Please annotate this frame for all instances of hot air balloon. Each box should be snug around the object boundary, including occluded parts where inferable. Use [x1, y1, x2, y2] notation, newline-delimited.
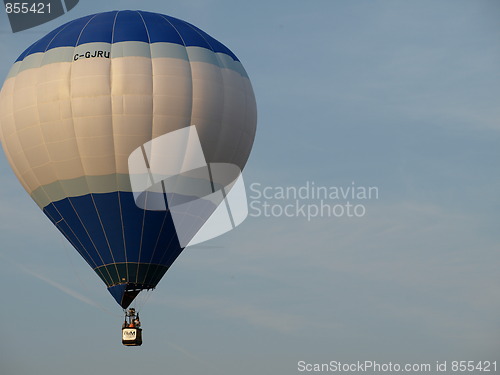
[0, 10, 256, 331]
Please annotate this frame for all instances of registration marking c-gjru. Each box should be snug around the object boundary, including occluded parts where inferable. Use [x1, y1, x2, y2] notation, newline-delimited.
[73, 51, 111, 61]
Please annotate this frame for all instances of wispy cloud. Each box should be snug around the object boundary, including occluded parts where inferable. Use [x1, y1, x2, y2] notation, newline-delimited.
[155, 294, 307, 333]
[0, 252, 116, 315]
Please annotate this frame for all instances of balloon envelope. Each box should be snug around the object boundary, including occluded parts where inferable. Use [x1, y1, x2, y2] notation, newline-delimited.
[0, 10, 256, 308]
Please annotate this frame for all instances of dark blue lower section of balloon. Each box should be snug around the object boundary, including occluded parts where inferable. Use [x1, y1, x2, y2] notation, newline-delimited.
[42, 191, 184, 307]
[108, 284, 128, 305]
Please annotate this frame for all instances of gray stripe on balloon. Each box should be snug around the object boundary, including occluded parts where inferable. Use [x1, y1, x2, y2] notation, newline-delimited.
[7, 42, 249, 79]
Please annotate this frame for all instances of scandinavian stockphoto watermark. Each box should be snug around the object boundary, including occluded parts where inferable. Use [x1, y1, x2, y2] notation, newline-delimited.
[297, 360, 498, 373]
[248, 181, 379, 221]
[127, 126, 378, 247]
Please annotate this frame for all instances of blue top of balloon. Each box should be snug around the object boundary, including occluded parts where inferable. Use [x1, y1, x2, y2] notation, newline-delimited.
[16, 10, 239, 62]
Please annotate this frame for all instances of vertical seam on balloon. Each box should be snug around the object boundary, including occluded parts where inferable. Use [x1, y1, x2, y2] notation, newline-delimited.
[179, 20, 224, 151]
[182, 23, 231, 166]
[229, 59, 252, 169]
[228, 73, 248, 167]
[16, 41, 37, 62]
[42, 20, 73, 52]
[18, 19, 72, 199]
[137, 11, 158, 286]
[7, 28, 102, 271]
[51, 203, 99, 268]
[6, 16, 85, 202]
[243, 78, 256, 168]
[89, 193, 118, 268]
[109, 10, 129, 283]
[75, 12, 121, 280]
[7, 60, 47, 199]
[181, 22, 231, 243]
[33, 19, 102, 269]
[136, 13, 176, 290]
[67, 13, 116, 283]
[38, 27, 102, 269]
[149, 15, 190, 276]
[135, 10, 155, 286]
[66, 196, 111, 269]
[186, 27, 254, 170]
[75, 13, 98, 44]
[109, 11, 128, 281]
[15, 21, 66, 62]
[44, 202, 97, 269]
[185, 26, 248, 168]
[77, 14, 123, 285]
[149, 15, 191, 274]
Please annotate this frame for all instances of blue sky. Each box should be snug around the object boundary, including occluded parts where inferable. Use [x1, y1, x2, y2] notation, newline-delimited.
[0, 1, 499, 374]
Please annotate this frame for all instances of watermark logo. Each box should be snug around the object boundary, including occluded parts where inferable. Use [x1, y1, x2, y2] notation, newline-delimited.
[128, 127, 379, 247]
[128, 126, 247, 248]
[3, 0, 79, 32]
